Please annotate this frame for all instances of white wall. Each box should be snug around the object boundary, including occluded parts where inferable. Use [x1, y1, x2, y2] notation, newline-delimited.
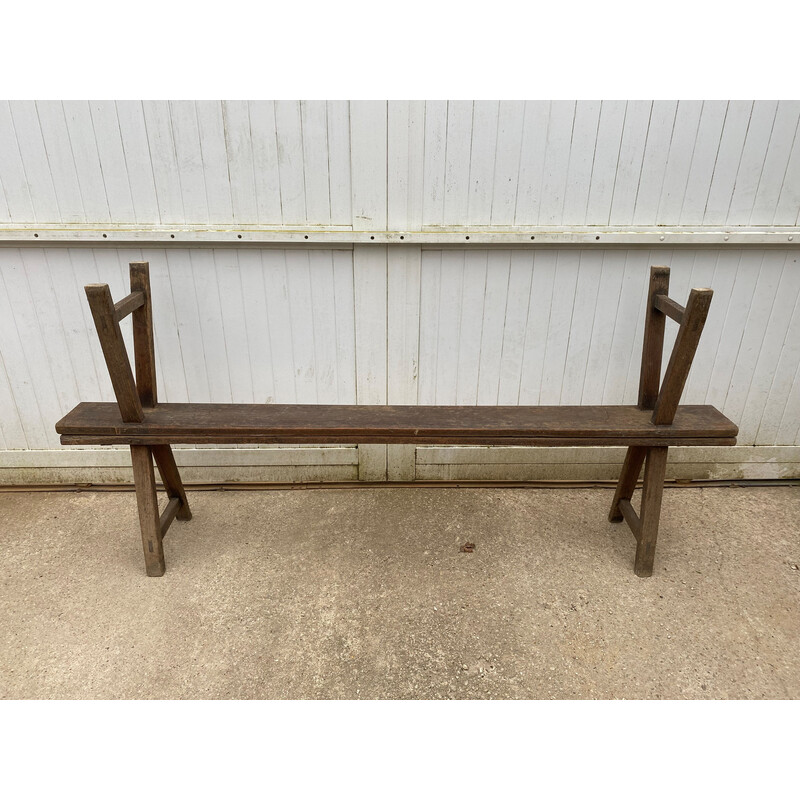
[0, 101, 798, 483]
[2, 100, 799, 227]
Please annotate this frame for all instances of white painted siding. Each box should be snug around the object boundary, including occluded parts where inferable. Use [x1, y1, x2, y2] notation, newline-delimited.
[0, 100, 798, 483]
[0, 247, 360, 478]
[411, 249, 800, 438]
[1, 244, 799, 470]
[2, 100, 800, 228]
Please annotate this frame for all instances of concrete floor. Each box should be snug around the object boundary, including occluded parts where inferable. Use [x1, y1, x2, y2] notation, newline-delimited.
[0, 485, 798, 700]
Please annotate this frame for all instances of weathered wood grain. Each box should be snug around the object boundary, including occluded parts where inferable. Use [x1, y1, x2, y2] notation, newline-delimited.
[113, 290, 145, 322]
[653, 294, 685, 324]
[638, 266, 670, 409]
[634, 446, 669, 577]
[151, 444, 192, 521]
[652, 288, 714, 425]
[84, 284, 144, 423]
[56, 402, 738, 445]
[130, 445, 165, 576]
[129, 261, 157, 408]
[608, 445, 647, 522]
[159, 497, 181, 538]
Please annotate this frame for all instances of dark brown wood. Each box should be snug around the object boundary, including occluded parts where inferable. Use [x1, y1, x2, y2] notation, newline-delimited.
[56, 402, 739, 445]
[85, 284, 144, 423]
[151, 444, 192, 520]
[113, 291, 145, 322]
[634, 447, 669, 577]
[617, 499, 641, 541]
[62, 433, 738, 447]
[638, 266, 670, 410]
[608, 445, 647, 522]
[652, 288, 713, 425]
[130, 445, 165, 576]
[159, 498, 181, 538]
[129, 262, 157, 408]
[654, 294, 685, 324]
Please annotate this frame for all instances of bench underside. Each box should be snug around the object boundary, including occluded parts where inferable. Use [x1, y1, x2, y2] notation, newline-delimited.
[57, 402, 738, 447]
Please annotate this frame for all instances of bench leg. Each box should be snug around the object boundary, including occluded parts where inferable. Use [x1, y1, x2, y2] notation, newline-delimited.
[634, 446, 669, 577]
[130, 445, 166, 577]
[151, 444, 192, 520]
[608, 446, 647, 522]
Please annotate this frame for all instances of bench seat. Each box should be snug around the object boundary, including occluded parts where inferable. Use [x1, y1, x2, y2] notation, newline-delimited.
[57, 402, 738, 447]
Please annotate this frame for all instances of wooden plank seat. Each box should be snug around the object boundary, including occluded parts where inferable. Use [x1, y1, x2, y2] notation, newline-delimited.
[58, 403, 737, 447]
[56, 261, 738, 578]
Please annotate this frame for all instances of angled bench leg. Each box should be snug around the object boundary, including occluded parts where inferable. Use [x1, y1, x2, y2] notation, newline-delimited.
[130, 445, 166, 577]
[151, 445, 192, 521]
[609, 446, 647, 522]
[634, 446, 669, 577]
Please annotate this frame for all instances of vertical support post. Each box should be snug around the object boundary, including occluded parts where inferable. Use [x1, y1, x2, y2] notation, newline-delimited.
[638, 266, 670, 410]
[129, 261, 157, 408]
[130, 445, 165, 577]
[85, 284, 144, 423]
[610, 266, 669, 524]
[635, 446, 669, 577]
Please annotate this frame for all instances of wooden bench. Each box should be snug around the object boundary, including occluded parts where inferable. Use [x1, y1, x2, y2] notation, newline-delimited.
[56, 262, 738, 578]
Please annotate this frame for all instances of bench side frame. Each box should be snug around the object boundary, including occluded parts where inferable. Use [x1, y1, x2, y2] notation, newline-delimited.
[610, 265, 714, 575]
[85, 262, 192, 576]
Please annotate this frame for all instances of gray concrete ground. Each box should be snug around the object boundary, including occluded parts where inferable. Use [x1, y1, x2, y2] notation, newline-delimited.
[1, 486, 798, 700]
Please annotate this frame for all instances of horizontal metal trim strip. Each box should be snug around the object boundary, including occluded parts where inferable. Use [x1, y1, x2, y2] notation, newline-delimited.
[0, 225, 798, 246]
